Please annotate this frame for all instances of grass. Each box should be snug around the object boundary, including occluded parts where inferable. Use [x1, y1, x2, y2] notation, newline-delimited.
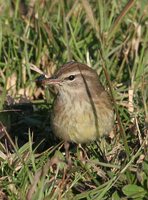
[0, 0, 148, 199]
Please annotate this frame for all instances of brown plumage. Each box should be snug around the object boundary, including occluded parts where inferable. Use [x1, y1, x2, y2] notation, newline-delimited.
[42, 61, 114, 143]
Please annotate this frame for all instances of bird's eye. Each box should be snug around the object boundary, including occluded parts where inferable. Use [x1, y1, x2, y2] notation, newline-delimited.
[68, 75, 75, 81]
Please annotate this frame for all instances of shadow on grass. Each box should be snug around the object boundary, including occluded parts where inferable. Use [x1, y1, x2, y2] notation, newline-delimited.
[0, 101, 58, 153]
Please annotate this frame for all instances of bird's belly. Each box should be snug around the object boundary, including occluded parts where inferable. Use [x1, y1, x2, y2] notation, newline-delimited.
[52, 109, 99, 143]
[52, 102, 114, 144]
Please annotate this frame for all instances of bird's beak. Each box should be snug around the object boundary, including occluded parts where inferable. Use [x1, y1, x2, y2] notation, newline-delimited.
[36, 75, 61, 85]
[43, 78, 61, 85]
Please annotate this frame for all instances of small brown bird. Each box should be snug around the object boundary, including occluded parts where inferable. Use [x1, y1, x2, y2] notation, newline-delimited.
[42, 61, 114, 144]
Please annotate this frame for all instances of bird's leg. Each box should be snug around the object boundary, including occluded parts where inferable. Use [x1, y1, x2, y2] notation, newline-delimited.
[64, 141, 72, 167]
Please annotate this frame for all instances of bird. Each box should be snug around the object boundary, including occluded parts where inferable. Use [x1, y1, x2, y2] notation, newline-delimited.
[41, 61, 114, 144]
